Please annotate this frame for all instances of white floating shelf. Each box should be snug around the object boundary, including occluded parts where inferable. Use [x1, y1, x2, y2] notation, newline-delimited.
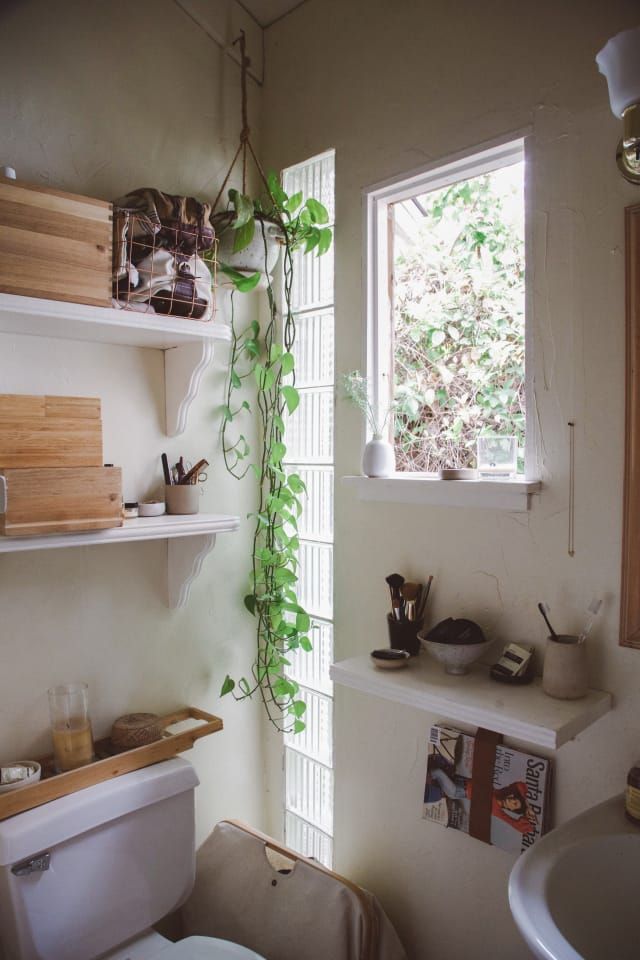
[330, 654, 612, 749]
[342, 475, 541, 512]
[0, 513, 240, 609]
[0, 293, 231, 435]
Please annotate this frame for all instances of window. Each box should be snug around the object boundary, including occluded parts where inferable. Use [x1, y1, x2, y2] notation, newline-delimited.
[282, 150, 335, 868]
[366, 139, 535, 480]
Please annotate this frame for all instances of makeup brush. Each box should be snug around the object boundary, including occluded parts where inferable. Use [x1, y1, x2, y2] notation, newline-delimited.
[417, 575, 434, 621]
[537, 602, 558, 639]
[578, 598, 602, 644]
[401, 582, 420, 621]
[385, 573, 405, 621]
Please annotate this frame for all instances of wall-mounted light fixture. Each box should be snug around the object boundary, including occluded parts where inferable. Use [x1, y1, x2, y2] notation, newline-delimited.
[597, 26, 640, 184]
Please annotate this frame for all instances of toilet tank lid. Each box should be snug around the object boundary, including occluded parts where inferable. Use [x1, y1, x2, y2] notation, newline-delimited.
[0, 758, 199, 866]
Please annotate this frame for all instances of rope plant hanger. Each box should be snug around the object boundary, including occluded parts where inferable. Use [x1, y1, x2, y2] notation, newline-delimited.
[216, 32, 332, 733]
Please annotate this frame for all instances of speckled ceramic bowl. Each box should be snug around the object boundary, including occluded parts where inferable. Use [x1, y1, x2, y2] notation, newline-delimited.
[418, 632, 493, 675]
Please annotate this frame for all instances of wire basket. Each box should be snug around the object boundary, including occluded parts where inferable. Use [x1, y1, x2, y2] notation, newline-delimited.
[112, 208, 217, 323]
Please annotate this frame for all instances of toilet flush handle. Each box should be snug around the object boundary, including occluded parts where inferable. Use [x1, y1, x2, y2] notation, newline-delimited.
[11, 853, 50, 877]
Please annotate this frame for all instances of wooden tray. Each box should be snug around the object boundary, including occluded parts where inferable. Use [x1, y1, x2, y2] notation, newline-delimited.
[0, 706, 222, 821]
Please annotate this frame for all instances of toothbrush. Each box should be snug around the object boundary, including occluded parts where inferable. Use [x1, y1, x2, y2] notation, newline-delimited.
[537, 602, 558, 639]
[578, 598, 602, 643]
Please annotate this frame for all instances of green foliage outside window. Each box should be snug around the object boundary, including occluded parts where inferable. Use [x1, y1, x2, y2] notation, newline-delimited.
[393, 168, 525, 473]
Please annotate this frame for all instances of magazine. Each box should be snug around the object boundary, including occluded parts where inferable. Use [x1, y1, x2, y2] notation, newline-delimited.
[423, 724, 552, 854]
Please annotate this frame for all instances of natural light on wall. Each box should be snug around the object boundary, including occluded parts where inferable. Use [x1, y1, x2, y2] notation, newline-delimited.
[282, 150, 335, 868]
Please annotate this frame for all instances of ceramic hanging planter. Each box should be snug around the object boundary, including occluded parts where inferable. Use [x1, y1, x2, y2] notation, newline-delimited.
[212, 210, 283, 292]
[362, 435, 395, 477]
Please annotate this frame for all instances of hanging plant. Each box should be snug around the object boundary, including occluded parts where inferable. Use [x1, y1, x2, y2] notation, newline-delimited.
[214, 34, 332, 732]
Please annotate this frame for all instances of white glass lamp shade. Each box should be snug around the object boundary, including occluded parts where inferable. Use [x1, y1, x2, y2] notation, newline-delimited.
[596, 25, 640, 117]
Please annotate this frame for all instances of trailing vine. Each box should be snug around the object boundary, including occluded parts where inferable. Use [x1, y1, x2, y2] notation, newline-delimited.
[218, 179, 332, 732]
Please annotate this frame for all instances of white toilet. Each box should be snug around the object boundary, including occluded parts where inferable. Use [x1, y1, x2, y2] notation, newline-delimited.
[0, 758, 265, 960]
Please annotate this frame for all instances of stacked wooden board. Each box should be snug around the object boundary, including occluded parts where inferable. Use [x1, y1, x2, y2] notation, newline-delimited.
[0, 394, 122, 536]
[0, 176, 112, 307]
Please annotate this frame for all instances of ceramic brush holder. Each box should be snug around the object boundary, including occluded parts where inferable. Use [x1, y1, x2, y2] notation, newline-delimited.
[387, 613, 423, 656]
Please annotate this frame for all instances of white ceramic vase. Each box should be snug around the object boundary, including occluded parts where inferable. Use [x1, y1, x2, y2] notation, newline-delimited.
[362, 436, 395, 477]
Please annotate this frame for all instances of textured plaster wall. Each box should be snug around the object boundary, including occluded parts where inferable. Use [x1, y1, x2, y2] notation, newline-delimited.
[263, 2, 640, 958]
[0, 0, 266, 849]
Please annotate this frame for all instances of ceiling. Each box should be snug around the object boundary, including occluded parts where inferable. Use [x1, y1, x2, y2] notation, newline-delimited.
[238, 0, 309, 27]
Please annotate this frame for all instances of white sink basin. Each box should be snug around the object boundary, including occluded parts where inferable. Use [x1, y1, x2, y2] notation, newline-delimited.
[509, 793, 639, 960]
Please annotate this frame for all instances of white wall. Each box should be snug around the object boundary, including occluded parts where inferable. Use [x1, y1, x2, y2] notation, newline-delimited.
[0, 0, 268, 848]
[263, 2, 640, 957]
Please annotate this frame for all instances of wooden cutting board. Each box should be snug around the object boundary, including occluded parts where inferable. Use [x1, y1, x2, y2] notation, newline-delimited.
[0, 466, 122, 536]
[0, 394, 102, 468]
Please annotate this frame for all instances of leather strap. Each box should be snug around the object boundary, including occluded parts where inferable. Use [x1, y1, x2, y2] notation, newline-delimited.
[468, 727, 503, 843]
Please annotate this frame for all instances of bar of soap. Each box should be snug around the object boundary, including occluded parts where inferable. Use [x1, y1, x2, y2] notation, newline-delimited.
[1, 765, 30, 784]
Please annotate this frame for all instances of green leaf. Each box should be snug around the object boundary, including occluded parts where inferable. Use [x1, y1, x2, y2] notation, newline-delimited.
[274, 567, 297, 586]
[270, 441, 286, 464]
[220, 264, 261, 292]
[244, 594, 257, 615]
[284, 191, 303, 214]
[280, 352, 295, 376]
[287, 473, 306, 494]
[304, 232, 320, 255]
[270, 343, 284, 363]
[255, 364, 275, 391]
[299, 636, 313, 652]
[317, 227, 332, 255]
[281, 385, 300, 414]
[233, 217, 256, 253]
[296, 611, 310, 632]
[267, 171, 287, 207]
[230, 191, 255, 228]
[221, 404, 233, 422]
[291, 699, 307, 718]
[305, 197, 329, 224]
[230, 369, 241, 389]
[292, 719, 306, 734]
[220, 675, 235, 696]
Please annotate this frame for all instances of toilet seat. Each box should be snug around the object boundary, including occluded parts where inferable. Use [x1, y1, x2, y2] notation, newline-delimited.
[154, 936, 266, 960]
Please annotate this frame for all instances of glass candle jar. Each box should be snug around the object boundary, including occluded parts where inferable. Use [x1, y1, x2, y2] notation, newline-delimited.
[48, 682, 95, 773]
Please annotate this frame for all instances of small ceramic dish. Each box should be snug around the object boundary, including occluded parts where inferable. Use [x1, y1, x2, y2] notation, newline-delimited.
[0, 760, 41, 793]
[138, 501, 166, 517]
[370, 649, 411, 670]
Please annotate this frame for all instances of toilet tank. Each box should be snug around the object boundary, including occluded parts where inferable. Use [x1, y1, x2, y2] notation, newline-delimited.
[0, 758, 199, 960]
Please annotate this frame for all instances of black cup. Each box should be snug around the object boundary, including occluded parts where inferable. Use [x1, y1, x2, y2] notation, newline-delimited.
[387, 613, 423, 656]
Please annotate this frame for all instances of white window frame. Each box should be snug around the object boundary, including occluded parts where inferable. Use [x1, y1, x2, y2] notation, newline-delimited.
[360, 133, 541, 509]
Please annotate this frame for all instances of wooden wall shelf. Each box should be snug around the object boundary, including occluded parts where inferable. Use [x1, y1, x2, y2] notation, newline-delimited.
[330, 654, 612, 749]
[0, 293, 232, 436]
[0, 514, 240, 608]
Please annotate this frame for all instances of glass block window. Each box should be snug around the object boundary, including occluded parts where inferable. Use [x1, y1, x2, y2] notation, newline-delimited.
[283, 150, 335, 868]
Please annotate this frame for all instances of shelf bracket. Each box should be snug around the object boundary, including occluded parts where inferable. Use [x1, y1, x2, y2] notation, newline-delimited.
[164, 340, 215, 437]
[167, 533, 217, 608]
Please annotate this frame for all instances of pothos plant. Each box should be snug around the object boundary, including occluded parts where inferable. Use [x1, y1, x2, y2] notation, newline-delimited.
[217, 172, 332, 732]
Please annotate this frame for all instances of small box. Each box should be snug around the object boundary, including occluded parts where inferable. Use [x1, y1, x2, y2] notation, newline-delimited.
[0, 466, 122, 537]
[0, 176, 112, 307]
[0, 394, 102, 468]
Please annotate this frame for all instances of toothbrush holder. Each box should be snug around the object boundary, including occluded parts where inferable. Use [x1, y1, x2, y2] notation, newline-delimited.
[387, 614, 423, 657]
[542, 635, 588, 700]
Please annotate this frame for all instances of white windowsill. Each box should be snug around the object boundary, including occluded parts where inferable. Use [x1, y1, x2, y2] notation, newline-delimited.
[342, 474, 541, 512]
